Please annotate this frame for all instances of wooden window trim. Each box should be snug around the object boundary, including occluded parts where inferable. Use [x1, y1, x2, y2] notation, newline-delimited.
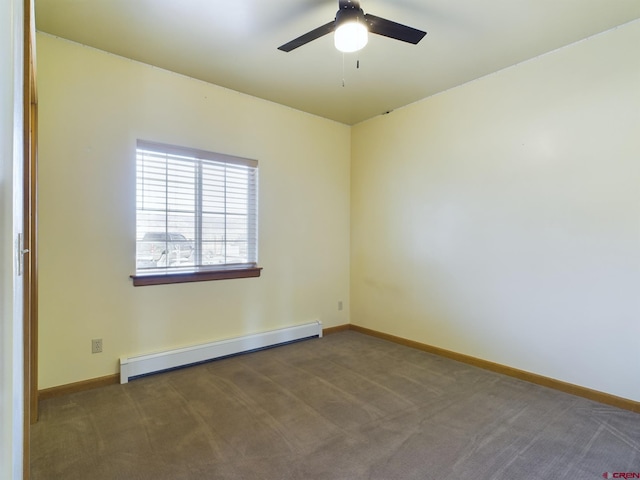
[131, 266, 262, 286]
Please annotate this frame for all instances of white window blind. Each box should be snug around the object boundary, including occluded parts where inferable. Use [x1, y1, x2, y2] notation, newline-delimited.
[135, 140, 258, 274]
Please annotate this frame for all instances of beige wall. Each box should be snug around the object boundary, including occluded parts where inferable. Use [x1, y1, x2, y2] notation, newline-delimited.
[38, 20, 640, 403]
[37, 34, 351, 389]
[351, 21, 640, 401]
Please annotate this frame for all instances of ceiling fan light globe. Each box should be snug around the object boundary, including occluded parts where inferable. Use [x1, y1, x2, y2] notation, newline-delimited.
[334, 22, 368, 53]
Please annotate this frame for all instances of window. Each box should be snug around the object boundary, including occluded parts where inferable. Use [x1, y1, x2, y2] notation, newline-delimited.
[131, 140, 260, 286]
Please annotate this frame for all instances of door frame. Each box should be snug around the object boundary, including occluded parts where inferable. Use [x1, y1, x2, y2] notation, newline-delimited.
[23, 0, 37, 477]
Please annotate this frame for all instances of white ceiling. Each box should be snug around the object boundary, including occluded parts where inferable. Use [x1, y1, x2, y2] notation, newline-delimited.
[35, 0, 640, 125]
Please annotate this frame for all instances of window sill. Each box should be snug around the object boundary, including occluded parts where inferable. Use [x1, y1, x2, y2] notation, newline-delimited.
[130, 266, 262, 286]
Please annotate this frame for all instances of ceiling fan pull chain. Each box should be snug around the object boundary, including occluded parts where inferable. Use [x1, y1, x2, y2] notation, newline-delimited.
[342, 52, 346, 87]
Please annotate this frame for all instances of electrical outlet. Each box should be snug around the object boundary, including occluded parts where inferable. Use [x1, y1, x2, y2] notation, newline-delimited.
[91, 338, 103, 354]
[338, 301, 343, 311]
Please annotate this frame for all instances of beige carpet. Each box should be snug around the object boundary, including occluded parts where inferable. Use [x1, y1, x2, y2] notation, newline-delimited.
[31, 331, 640, 479]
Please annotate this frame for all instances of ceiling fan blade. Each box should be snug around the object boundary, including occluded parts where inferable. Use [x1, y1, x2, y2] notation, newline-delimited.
[278, 21, 336, 52]
[364, 13, 426, 44]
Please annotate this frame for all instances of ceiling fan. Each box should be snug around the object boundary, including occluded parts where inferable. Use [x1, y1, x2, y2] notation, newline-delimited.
[278, 0, 427, 53]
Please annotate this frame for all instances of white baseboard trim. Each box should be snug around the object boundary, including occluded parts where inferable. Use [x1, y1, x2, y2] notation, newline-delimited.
[120, 320, 323, 384]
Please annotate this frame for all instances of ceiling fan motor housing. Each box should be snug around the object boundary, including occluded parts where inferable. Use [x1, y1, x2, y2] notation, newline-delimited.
[335, 5, 366, 27]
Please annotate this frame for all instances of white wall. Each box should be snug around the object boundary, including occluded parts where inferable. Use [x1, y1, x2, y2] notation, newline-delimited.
[0, 0, 24, 478]
[37, 34, 351, 389]
[351, 21, 640, 402]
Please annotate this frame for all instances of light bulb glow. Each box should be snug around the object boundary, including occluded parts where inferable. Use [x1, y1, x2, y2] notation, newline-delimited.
[334, 21, 368, 53]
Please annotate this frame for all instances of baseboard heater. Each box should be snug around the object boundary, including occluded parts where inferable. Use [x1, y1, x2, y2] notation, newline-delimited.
[120, 320, 323, 384]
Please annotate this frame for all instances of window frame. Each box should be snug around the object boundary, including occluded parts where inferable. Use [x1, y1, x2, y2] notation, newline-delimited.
[130, 140, 261, 287]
